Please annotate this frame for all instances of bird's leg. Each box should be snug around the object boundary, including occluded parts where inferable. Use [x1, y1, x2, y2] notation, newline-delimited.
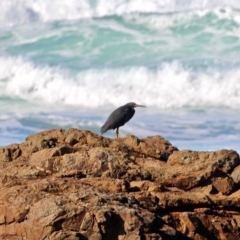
[116, 128, 119, 138]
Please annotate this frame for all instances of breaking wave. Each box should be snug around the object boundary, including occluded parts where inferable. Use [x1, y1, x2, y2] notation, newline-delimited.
[1, 56, 240, 110]
[1, 0, 240, 27]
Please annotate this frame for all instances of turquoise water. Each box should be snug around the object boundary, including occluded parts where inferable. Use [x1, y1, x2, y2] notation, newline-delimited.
[0, 0, 240, 152]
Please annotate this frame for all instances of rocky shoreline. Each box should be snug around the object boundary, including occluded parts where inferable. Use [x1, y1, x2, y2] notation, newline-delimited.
[0, 128, 240, 239]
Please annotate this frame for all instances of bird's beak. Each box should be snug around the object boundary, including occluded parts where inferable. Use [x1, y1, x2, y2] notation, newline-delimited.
[135, 104, 146, 108]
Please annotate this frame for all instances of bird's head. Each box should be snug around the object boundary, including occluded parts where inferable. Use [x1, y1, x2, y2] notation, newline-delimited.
[126, 102, 146, 108]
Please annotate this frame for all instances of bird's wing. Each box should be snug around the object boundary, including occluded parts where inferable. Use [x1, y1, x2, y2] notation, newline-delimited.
[101, 106, 134, 133]
[124, 107, 135, 123]
[108, 106, 134, 128]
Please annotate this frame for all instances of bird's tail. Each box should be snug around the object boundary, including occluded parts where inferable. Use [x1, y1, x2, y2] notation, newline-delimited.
[100, 124, 108, 134]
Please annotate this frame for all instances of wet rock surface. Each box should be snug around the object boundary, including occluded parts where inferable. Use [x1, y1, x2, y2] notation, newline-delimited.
[0, 128, 240, 240]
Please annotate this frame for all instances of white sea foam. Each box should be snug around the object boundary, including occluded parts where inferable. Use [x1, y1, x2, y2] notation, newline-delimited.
[125, 6, 240, 31]
[1, 0, 240, 28]
[0, 56, 240, 110]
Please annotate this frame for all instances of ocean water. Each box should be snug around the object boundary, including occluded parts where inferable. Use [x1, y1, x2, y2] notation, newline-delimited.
[0, 0, 240, 152]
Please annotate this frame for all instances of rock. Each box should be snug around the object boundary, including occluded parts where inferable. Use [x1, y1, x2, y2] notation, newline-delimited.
[161, 149, 239, 190]
[123, 135, 178, 161]
[212, 176, 235, 195]
[231, 165, 240, 185]
[0, 128, 240, 239]
[152, 190, 211, 208]
[129, 180, 166, 192]
[0, 144, 21, 162]
[29, 146, 74, 171]
[0, 148, 11, 162]
[79, 178, 130, 193]
[179, 212, 200, 237]
[203, 184, 216, 195]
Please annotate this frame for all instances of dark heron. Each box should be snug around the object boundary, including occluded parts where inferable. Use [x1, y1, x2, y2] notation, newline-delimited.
[100, 102, 146, 138]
